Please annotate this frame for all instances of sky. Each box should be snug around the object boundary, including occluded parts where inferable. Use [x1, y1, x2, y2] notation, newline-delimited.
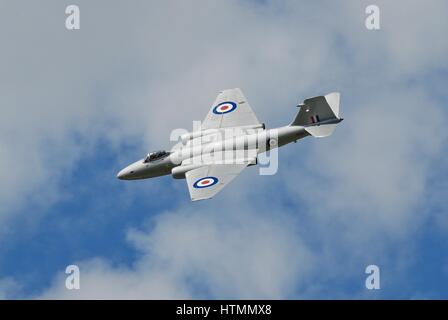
[0, 0, 447, 299]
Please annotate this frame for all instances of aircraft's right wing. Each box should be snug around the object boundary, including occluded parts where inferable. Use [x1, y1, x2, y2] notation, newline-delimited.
[185, 163, 249, 201]
[201, 88, 261, 130]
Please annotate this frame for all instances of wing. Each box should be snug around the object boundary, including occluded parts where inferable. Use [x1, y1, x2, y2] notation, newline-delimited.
[201, 88, 261, 130]
[185, 163, 249, 201]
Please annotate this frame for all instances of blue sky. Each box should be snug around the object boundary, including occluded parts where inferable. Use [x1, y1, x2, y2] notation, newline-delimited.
[0, 0, 447, 299]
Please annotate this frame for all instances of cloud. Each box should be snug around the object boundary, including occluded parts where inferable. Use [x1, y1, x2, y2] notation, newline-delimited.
[39, 206, 313, 299]
[286, 87, 446, 236]
[0, 278, 21, 300]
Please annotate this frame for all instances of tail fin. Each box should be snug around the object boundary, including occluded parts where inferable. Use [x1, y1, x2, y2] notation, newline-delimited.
[290, 92, 342, 137]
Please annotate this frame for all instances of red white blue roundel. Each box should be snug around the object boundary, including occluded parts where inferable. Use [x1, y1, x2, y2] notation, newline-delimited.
[193, 176, 219, 188]
[212, 101, 237, 115]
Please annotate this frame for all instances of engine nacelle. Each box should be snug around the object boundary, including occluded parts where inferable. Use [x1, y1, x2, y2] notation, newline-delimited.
[171, 164, 204, 179]
[172, 156, 257, 179]
[180, 124, 265, 145]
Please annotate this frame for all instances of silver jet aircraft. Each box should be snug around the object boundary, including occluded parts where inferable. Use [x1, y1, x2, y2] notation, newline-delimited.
[117, 88, 342, 201]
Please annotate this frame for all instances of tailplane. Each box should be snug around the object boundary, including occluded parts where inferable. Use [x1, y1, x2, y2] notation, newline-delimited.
[290, 92, 342, 137]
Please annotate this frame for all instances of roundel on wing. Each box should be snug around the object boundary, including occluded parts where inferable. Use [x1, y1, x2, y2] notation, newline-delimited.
[212, 101, 237, 115]
[193, 176, 219, 188]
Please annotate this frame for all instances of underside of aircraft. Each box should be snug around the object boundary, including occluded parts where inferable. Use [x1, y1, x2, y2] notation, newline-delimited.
[117, 88, 342, 201]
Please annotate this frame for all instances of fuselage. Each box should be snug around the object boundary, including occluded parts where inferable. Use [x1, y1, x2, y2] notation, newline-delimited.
[116, 125, 309, 180]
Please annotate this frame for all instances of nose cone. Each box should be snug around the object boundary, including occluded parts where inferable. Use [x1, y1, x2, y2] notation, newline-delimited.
[116, 166, 136, 180]
[117, 160, 144, 180]
[116, 168, 127, 180]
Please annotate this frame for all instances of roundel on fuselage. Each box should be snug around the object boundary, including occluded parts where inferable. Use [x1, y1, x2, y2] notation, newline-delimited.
[212, 101, 237, 115]
[193, 176, 219, 188]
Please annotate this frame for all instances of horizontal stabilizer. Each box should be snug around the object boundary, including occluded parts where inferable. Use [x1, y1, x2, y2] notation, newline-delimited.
[305, 123, 337, 138]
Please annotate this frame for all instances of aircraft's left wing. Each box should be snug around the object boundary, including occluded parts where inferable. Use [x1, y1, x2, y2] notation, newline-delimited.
[201, 88, 261, 130]
[185, 163, 248, 201]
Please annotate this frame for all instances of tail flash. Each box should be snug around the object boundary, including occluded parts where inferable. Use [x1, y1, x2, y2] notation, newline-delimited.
[290, 92, 342, 138]
[305, 123, 339, 137]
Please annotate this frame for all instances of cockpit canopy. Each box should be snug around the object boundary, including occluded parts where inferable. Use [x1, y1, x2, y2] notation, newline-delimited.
[143, 150, 169, 163]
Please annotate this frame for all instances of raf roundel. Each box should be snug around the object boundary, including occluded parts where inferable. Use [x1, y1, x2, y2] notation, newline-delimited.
[193, 176, 219, 189]
[212, 101, 237, 115]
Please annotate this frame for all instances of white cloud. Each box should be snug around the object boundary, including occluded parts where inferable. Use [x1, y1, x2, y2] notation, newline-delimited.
[0, 278, 21, 300]
[39, 206, 312, 299]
